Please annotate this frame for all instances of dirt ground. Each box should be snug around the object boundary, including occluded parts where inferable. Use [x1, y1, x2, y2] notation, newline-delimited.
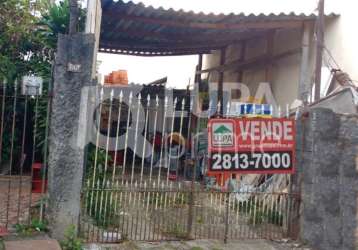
[0, 176, 41, 228]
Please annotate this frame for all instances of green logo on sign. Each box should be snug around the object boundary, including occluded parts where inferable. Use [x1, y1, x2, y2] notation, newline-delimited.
[212, 122, 234, 146]
[214, 125, 232, 134]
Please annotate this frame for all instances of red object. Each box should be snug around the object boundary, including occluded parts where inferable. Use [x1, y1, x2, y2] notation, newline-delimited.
[169, 173, 177, 181]
[32, 180, 47, 193]
[0, 226, 9, 236]
[110, 151, 124, 165]
[154, 134, 162, 147]
[32, 163, 47, 193]
[207, 172, 232, 187]
[208, 118, 296, 175]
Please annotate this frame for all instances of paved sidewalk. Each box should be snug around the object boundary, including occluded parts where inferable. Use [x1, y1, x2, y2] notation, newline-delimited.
[4, 239, 61, 250]
[85, 239, 311, 250]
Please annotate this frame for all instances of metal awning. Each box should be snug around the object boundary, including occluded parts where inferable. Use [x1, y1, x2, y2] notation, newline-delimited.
[100, 0, 337, 56]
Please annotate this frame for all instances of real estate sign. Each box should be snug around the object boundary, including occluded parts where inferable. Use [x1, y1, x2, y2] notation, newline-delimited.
[208, 118, 295, 174]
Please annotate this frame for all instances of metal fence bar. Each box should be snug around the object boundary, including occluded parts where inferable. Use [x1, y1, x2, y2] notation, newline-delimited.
[130, 95, 142, 185]
[121, 93, 133, 185]
[16, 94, 28, 223]
[89, 88, 104, 217]
[99, 91, 114, 227]
[28, 94, 39, 224]
[0, 80, 6, 167]
[5, 81, 18, 227]
[140, 96, 150, 184]
[76, 88, 301, 243]
[80, 184, 300, 242]
[165, 98, 177, 184]
[0, 78, 52, 229]
[157, 97, 168, 185]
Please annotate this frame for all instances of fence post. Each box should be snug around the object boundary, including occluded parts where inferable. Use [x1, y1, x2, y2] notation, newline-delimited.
[186, 188, 194, 239]
[186, 162, 196, 239]
[47, 33, 95, 240]
[224, 191, 230, 243]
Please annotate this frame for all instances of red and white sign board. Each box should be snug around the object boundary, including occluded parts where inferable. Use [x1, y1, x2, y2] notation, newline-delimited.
[208, 118, 295, 174]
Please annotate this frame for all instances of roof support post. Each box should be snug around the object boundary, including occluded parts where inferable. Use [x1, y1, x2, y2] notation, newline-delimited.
[314, 0, 325, 101]
[195, 54, 203, 84]
[298, 22, 312, 104]
[218, 47, 226, 115]
[265, 31, 275, 84]
[237, 41, 246, 83]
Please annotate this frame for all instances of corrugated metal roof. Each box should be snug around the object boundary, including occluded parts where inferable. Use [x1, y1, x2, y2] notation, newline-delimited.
[100, 0, 337, 56]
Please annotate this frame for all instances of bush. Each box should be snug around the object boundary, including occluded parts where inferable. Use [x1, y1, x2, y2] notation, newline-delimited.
[15, 219, 48, 236]
[84, 143, 118, 228]
[85, 189, 118, 228]
[236, 199, 283, 226]
[60, 225, 83, 250]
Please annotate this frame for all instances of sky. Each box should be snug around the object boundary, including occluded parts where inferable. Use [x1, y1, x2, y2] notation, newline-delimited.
[97, 0, 328, 88]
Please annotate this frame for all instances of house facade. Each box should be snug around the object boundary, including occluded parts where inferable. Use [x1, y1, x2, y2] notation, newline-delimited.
[202, 2, 358, 112]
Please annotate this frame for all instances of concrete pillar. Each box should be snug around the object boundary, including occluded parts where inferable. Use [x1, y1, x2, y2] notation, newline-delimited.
[298, 22, 312, 104]
[338, 114, 358, 250]
[47, 33, 95, 239]
[300, 108, 358, 250]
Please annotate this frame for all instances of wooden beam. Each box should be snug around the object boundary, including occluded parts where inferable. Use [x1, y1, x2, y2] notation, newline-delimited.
[104, 11, 307, 30]
[195, 54, 203, 83]
[218, 47, 226, 115]
[265, 31, 276, 83]
[314, 0, 325, 101]
[237, 41, 246, 83]
[197, 47, 301, 74]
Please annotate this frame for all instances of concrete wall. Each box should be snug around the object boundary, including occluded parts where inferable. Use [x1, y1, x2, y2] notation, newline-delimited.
[298, 108, 358, 250]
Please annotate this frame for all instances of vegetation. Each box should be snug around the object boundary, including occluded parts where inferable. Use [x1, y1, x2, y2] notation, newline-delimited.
[0, 0, 41, 80]
[190, 247, 204, 250]
[163, 223, 187, 239]
[0, 0, 86, 166]
[148, 192, 189, 207]
[236, 199, 283, 226]
[14, 219, 48, 236]
[0, 0, 85, 81]
[85, 143, 112, 182]
[85, 189, 118, 228]
[84, 143, 117, 227]
[60, 225, 83, 250]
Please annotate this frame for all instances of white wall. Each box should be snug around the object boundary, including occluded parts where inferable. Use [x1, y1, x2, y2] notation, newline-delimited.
[325, 1, 358, 84]
[203, 3, 358, 107]
[202, 28, 305, 107]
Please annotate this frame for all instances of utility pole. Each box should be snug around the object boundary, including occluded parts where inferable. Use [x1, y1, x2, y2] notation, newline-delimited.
[69, 0, 79, 35]
[314, 0, 325, 102]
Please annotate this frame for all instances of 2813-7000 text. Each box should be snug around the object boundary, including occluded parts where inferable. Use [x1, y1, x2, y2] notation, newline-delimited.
[210, 151, 293, 172]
